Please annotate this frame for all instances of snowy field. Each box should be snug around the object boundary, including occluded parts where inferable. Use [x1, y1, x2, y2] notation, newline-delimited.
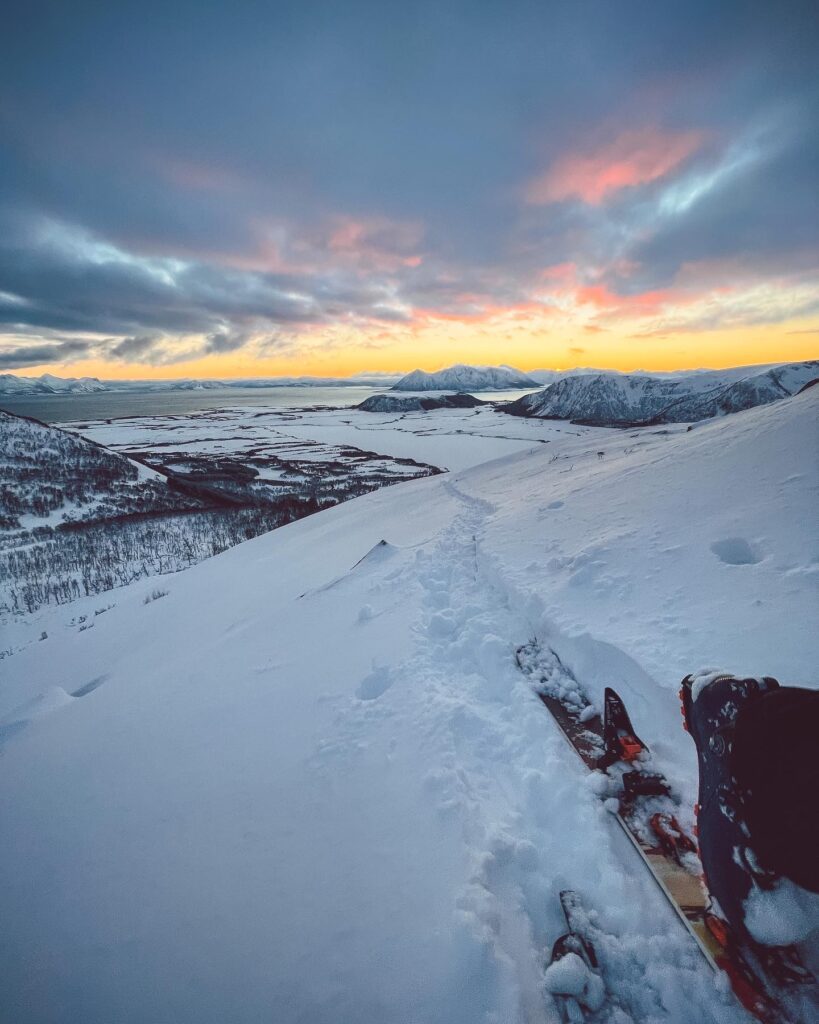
[70, 400, 627, 473]
[0, 389, 817, 1023]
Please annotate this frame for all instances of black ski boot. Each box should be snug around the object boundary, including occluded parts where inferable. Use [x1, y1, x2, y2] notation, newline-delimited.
[679, 671, 780, 939]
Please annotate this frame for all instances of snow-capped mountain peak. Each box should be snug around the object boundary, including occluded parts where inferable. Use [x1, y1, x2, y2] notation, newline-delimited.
[505, 360, 819, 425]
[392, 364, 538, 392]
[0, 373, 106, 395]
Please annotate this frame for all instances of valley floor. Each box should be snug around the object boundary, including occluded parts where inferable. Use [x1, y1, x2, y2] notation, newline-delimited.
[0, 390, 817, 1023]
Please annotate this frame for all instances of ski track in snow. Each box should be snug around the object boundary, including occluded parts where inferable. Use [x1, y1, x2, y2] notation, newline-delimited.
[1, 391, 817, 1022]
[304, 480, 746, 1022]
[403, 484, 744, 1023]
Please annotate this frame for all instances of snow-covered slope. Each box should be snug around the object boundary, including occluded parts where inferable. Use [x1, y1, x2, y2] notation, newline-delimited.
[506, 360, 819, 425]
[0, 408, 439, 614]
[392, 363, 538, 391]
[527, 366, 616, 386]
[0, 410, 185, 531]
[0, 390, 817, 1023]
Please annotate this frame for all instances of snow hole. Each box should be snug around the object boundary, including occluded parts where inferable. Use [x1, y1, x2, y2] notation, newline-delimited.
[710, 537, 761, 566]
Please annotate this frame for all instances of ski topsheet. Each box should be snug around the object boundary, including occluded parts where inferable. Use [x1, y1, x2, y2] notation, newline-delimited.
[517, 640, 816, 1024]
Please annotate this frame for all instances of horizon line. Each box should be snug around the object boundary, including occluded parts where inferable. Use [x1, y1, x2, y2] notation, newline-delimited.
[2, 356, 811, 384]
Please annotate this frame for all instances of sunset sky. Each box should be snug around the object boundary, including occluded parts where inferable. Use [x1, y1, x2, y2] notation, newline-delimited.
[1, 1, 817, 379]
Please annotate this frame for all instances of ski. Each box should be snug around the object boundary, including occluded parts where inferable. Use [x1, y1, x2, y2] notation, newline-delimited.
[517, 640, 816, 1024]
[544, 890, 607, 1022]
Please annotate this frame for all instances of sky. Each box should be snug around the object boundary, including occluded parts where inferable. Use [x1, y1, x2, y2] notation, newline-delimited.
[1, 0, 818, 380]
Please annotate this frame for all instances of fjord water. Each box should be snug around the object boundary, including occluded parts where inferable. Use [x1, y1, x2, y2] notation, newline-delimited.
[0, 386, 387, 423]
[0, 386, 541, 423]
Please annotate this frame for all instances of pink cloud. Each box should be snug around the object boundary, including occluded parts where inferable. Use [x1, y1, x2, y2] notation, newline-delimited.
[525, 127, 703, 205]
[325, 216, 424, 270]
[151, 213, 427, 277]
[575, 283, 686, 316]
[539, 261, 577, 283]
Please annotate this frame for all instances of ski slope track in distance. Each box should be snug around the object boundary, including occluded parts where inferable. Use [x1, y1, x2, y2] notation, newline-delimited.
[0, 389, 817, 1023]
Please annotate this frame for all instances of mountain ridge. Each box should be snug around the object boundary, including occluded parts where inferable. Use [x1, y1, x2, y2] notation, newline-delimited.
[0, 373, 403, 396]
[504, 360, 819, 425]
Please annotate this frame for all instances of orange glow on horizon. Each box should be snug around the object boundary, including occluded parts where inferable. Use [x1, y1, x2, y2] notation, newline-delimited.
[8, 318, 817, 382]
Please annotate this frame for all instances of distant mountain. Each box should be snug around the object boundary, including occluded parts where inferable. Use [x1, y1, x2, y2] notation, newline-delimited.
[357, 393, 485, 412]
[0, 373, 106, 395]
[392, 364, 538, 392]
[524, 362, 787, 388]
[0, 373, 402, 396]
[504, 360, 819, 425]
[526, 367, 612, 385]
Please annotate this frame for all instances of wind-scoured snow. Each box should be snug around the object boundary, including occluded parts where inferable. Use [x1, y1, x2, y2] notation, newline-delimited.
[506, 360, 819, 425]
[0, 389, 817, 1023]
[392, 363, 539, 391]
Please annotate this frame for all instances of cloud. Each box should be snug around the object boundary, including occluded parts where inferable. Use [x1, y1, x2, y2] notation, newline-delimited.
[0, 212, 425, 364]
[0, 339, 94, 370]
[628, 280, 819, 336]
[525, 128, 703, 206]
[203, 327, 258, 354]
[1, 1, 817, 367]
[107, 334, 164, 361]
[615, 113, 819, 291]
[324, 216, 424, 271]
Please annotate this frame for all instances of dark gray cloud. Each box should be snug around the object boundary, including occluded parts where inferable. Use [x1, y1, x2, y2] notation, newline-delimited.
[0, 340, 95, 369]
[1, 1, 818, 366]
[107, 335, 164, 362]
[203, 327, 257, 355]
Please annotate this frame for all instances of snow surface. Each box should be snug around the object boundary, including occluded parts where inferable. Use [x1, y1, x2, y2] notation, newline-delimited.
[1, 389, 817, 1023]
[70, 402, 625, 474]
[542, 952, 605, 1013]
[744, 877, 819, 946]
